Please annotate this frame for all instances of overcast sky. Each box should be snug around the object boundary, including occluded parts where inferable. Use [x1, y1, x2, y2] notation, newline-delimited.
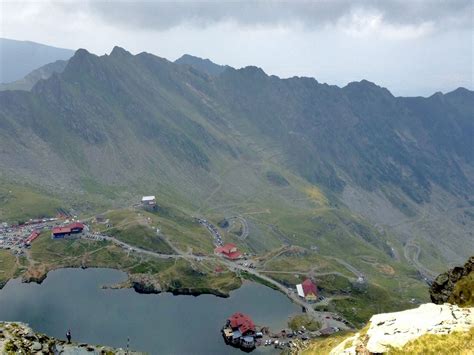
[1, 0, 472, 96]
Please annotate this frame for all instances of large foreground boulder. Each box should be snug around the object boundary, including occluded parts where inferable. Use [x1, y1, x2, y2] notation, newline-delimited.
[430, 256, 473, 306]
[326, 303, 473, 354]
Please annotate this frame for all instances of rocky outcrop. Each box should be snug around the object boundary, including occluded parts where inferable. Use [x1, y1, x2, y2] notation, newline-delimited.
[103, 274, 163, 294]
[328, 303, 473, 354]
[103, 274, 230, 297]
[430, 256, 473, 305]
[130, 274, 163, 294]
[0, 322, 142, 354]
[169, 287, 228, 298]
[364, 304, 472, 353]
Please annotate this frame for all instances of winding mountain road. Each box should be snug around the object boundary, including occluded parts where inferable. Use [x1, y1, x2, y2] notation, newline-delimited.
[90, 231, 349, 329]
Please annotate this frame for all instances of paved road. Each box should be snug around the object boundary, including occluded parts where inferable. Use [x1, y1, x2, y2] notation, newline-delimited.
[229, 216, 249, 240]
[92, 234, 208, 261]
[93, 232, 349, 328]
[224, 261, 350, 330]
[404, 242, 436, 281]
[325, 256, 365, 280]
[260, 269, 355, 281]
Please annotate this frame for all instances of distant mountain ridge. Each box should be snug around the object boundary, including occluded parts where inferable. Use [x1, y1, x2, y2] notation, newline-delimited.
[175, 54, 228, 76]
[0, 46, 473, 271]
[0, 38, 73, 83]
[0, 59, 68, 91]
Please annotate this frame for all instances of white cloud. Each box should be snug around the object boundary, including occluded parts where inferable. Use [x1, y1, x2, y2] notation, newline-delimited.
[339, 9, 435, 40]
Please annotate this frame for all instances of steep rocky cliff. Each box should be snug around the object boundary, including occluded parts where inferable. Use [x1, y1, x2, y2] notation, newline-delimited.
[430, 256, 474, 307]
[297, 303, 473, 354]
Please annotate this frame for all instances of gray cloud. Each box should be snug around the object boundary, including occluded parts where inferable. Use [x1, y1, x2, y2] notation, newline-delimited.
[82, 0, 472, 31]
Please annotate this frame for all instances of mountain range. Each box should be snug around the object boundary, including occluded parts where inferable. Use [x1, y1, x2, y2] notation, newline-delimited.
[0, 45, 473, 279]
[0, 38, 74, 84]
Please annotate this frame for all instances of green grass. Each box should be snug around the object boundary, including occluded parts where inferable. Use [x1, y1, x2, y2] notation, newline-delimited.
[26, 232, 240, 296]
[129, 260, 174, 274]
[0, 164, 431, 329]
[96, 208, 214, 255]
[448, 271, 474, 307]
[314, 282, 417, 327]
[0, 183, 63, 223]
[108, 224, 174, 254]
[300, 331, 356, 355]
[240, 271, 279, 291]
[0, 250, 17, 288]
[155, 259, 242, 296]
[31, 233, 111, 264]
[388, 327, 474, 355]
[288, 314, 321, 331]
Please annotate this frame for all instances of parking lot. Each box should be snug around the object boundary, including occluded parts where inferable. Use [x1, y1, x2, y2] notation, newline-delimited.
[0, 218, 61, 252]
[196, 218, 223, 247]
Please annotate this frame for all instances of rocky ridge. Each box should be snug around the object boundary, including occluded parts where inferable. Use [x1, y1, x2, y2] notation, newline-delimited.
[330, 303, 473, 354]
[0, 322, 142, 354]
[430, 256, 474, 306]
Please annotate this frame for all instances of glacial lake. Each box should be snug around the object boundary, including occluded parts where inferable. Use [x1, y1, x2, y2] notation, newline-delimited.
[0, 268, 301, 354]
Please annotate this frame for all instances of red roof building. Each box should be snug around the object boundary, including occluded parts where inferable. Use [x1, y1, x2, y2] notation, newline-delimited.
[69, 222, 85, 230]
[215, 243, 242, 260]
[52, 222, 85, 237]
[302, 279, 318, 300]
[25, 230, 40, 244]
[228, 312, 256, 335]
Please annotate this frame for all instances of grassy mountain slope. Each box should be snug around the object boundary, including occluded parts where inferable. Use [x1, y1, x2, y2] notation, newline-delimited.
[0, 47, 472, 322]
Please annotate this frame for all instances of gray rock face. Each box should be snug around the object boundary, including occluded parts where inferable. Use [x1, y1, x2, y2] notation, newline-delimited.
[430, 256, 474, 304]
[0, 322, 142, 354]
[331, 303, 474, 354]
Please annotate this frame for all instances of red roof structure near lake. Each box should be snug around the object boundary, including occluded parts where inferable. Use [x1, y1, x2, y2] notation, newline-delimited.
[302, 279, 318, 298]
[228, 312, 256, 335]
[215, 243, 242, 260]
[52, 222, 85, 236]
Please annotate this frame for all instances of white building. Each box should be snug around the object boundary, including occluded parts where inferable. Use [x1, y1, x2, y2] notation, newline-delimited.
[141, 195, 156, 206]
[296, 284, 305, 298]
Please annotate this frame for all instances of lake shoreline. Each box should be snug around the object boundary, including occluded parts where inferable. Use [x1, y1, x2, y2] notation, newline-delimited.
[17, 264, 235, 298]
[0, 268, 301, 354]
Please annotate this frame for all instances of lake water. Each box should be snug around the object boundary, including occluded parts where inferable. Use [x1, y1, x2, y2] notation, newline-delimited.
[0, 268, 301, 354]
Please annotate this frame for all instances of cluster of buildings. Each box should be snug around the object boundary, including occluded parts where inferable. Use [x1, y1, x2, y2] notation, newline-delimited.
[296, 279, 318, 302]
[222, 312, 257, 350]
[215, 243, 242, 260]
[0, 218, 60, 251]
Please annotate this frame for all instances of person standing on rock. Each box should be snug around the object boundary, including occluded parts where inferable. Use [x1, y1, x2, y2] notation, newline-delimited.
[66, 329, 71, 343]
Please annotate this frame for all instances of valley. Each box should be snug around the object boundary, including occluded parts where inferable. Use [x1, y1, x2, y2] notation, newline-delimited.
[0, 43, 472, 353]
[0, 189, 428, 329]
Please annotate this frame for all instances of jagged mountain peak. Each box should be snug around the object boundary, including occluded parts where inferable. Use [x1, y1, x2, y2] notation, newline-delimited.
[445, 86, 474, 99]
[64, 48, 99, 71]
[175, 53, 227, 76]
[343, 79, 393, 97]
[110, 46, 132, 57]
